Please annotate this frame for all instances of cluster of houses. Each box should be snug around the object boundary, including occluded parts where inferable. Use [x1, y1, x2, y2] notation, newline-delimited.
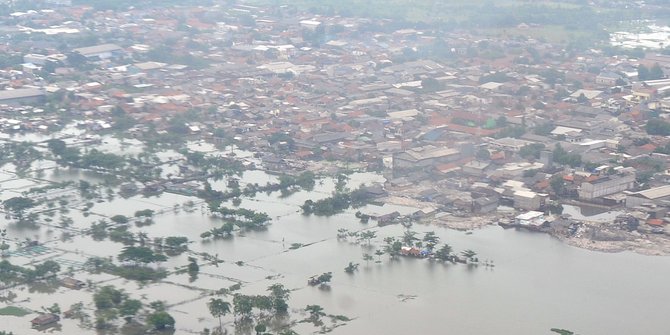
[0, 2, 669, 237]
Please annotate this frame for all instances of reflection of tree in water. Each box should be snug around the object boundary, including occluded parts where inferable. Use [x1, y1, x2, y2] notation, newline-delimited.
[231, 313, 292, 335]
[234, 318, 255, 335]
[28, 278, 60, 294]
[33, 322, 62, 332]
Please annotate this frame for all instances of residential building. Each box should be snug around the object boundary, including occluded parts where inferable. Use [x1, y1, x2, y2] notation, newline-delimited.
[579, 173, 636, 201]
[514, 211, 546, 226]
[626, 185, 670, 208]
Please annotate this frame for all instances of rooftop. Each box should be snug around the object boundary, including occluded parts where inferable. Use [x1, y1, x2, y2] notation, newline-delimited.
[632, 185, 670, 200]
[72, 43, 122, 56]
[0, 88, 45, 100]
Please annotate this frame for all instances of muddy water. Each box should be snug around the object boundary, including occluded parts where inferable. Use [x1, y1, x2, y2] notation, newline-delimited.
[1, 171, 669, 335]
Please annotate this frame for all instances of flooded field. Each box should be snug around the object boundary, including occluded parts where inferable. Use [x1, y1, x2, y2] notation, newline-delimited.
[610, 24, 670, 49]
[1, 164, 669, 335]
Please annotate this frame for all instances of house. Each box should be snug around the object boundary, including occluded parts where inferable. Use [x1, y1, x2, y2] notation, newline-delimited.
[0, 88, 46, 106]
[595, 72, 621, 86]
[626, 185, 670, 208]
[579, 172, 636, 201]
[60, 277, 85, 289]
[462, 161, 490, 176]
[72, 43, 124, 59]
[376, 211, 400, 226]
[472, 196, 498, 214]
[514, 211, 546, 226]
[31, 314, 60, 328]
[392, 146, 460, 175]
[513, 190, 547, 211]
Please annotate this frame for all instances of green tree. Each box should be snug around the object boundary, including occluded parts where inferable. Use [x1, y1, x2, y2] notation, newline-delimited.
[434, 244, 453, 262]
[118, 246, 167, 265]
[646, 118, 670, 136]
[461, 249, 477, 262]
[550, 175, 566, 196]
[316, 272, 332, 285]
[305, 305, 325, 321]
[208, 298, 231, 331]
[147, 311, 175, 330]
[110, 215, 129, 224]
[119, 299, 142, 322]
[233, 294, 254, 319]
[422, 231, 440, 252]
[255, 324, 267, 335]
[46, 139, 67, 156]
[3, 197, 36, 219]
[374, 249, 385, 262]
[650, 63, 664, 80]
[0, 229, 9, 256]
[401, 230, 419, 247]
[359, 230, 377, 246]
[46, 303, 60, 315]
[344, 262, 359, 273]
[94, 286, 125, 310]
[638, 64, 650, 80]
[476, 149, 491, 161]
[362, 253, 373, 265]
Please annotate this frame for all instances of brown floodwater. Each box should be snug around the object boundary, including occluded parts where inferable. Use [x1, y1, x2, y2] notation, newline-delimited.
[1, 170, 669, 335]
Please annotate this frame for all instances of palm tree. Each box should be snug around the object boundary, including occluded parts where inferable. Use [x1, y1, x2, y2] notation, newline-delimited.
[434, 244, 453, 262]
[359, 230, 377, 246]
[208, 298, 231, 331]
[374, 249, 384, 262]
[305, 304, 325, 321]
[362, 253, 373, 265]
[401, 230, 418, 247]
[344, 262, 359, 273]
[422, 231, 440, 252]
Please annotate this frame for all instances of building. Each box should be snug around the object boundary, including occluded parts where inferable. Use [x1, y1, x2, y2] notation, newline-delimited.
[488, 137, 533, 152]
[472, 197, 498, 214]
[0, 88, 46, 106]
[626, 185, 670, 208]
[514, 190, 547, 211]
[60, 277, 85, 289]
[595, 72, 621, 86]
[31, 314, 60, 328]
[392, 146, 460, 175]
[72, 44, 124, 59]
[578, 173, 636, 201]
[515, 211, 546, 226]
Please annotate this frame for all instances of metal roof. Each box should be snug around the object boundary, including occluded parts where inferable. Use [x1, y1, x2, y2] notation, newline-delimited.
[633, 185, 670, 200]
[0, 88, 44, 100]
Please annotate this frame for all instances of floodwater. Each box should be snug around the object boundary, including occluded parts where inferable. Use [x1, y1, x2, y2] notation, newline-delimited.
[1, 170, 669, 335]
[611, 24, 670, 50]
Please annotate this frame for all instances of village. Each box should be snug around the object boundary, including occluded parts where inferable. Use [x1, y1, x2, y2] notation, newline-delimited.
[1, 0, 670, 334]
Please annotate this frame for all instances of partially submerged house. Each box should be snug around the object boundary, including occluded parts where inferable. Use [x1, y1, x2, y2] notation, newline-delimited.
[60, 277, 85, 289]
[31, 314, 60, 328]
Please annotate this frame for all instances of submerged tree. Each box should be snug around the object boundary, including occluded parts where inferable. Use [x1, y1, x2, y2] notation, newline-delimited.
[344, 262, 359, 274]
[208, 298, 231, 331]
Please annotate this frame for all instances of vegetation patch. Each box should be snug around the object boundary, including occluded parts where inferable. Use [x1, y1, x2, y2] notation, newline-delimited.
[0, 306, 30, 317]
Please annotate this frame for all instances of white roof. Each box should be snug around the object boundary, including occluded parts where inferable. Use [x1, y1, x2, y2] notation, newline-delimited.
[479, 82, 504, 90]
[388, 109, 420, 120]
[551, 126, 582, 136]
[570, 89, 602, 99]
[516, 211, 545, 220]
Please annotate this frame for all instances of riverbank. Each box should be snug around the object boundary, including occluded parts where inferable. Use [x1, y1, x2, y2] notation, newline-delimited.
[424, 210, 670, 256]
